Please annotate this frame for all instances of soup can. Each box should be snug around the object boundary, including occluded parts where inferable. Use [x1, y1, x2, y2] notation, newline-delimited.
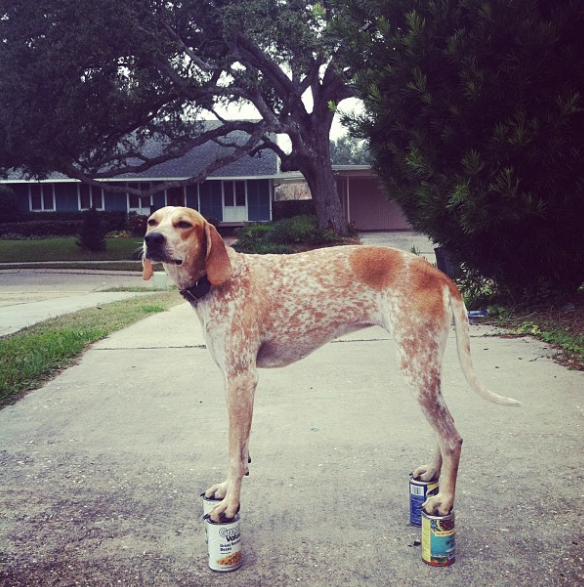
[204, 514, 243, 572]
[409, 474, 439, 526]
[201, 492, 222, 517]
[421, 510, 455, 566]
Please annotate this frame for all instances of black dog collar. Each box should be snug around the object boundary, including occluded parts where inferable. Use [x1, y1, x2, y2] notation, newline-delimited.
[179, 275, 212, 303]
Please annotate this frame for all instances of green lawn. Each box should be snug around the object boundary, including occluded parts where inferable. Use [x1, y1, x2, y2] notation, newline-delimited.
[0, 237, 143, 263]
[0, 291, 183, 408]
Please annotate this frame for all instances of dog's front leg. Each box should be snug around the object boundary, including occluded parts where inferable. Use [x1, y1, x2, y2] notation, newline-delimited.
[206, 369, 258, 522]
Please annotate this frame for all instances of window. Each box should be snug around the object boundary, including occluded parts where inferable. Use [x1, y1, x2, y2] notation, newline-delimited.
[224, 182, 234, 206]
[29, 184, 55, 211]
[224, 181, 246, 206]
[128, 183, 152, 214]
[167, 186, 185, 207]
[235, 181, 246, 206]
[79, 184, 104, 210]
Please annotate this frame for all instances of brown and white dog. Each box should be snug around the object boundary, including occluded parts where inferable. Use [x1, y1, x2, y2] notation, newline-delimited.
[142, 206, 519, 522]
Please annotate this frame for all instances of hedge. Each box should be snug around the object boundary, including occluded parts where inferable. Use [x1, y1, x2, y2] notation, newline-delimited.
[272, 200, 315, 221]
[0, 211, 133, 237]
[0, 220, 83, 237]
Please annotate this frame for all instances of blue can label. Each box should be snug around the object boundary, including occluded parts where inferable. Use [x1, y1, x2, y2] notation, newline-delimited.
[421, 510, 456, 566]
[409, 475, 439, 526]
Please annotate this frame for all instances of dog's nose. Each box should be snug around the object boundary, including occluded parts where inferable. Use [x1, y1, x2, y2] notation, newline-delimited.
[145, 232, 165, 247]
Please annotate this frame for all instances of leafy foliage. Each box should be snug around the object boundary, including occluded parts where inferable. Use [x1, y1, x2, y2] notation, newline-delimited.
[342, 0, 584, 296]
[0, 185, 20, 219]
[0, 0, 356, 233]
[233, 215, 343, 254]
[330, 136, 371, 164]
[0, 237, 142, 263]
[0, 220, 82, 238]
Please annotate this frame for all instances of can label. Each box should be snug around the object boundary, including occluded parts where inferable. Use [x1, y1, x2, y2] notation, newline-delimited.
[201, 492, 222, 517]
[421, 510, 455, 566]
[409, 474, 439, 526]
[201, 493, 223, 543]
[204, 514, 243, 572]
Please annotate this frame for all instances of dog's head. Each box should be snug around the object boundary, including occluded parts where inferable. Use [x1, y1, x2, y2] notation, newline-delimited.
[142, 206, 231, 288]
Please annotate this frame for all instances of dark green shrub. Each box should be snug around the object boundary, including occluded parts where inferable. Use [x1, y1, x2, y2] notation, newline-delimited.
[0, 210, 127, 234]
[233, 215, 345, 254]
[24, 210, 126, 231]
[127, 212, 148, 237]
[94, 211, 127, 233]
[204, 215, 221, 228]
[0, 185, 21, 220]
[76, 208, 107, 252]
[268, 215, 324, 245]
[345, 0, 584, 297]
[233, 223, 275, 253]
[272, 199, 316, 221]
[239, 242, 294, 255]
[0, 220, 82, 237]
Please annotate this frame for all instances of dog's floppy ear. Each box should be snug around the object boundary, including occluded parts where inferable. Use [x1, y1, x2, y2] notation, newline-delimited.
[142, 257, 154, 281]
[205, 222, 232, 286]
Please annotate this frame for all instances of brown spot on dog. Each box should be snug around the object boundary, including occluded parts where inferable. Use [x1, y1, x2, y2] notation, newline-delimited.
[349, 248, 405, 290]
[405, 257, 452, 322]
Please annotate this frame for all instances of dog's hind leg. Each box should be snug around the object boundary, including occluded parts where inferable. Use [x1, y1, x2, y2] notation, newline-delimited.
[412, 443, 442, 483]
[394, 319, 462, 516]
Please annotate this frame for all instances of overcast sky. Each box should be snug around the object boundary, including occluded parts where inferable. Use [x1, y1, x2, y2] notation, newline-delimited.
[212, 97, 363, 141]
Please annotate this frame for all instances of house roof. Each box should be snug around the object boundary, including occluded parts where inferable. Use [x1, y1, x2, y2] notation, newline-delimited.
[273, 165, 373, 184]
[3, 122, 279, 183]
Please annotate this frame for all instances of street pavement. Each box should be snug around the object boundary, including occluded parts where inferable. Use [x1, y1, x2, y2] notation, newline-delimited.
[0, 233, 583, 586]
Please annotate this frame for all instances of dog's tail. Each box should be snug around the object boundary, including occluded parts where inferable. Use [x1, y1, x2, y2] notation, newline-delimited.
[449, 285, 521, 407]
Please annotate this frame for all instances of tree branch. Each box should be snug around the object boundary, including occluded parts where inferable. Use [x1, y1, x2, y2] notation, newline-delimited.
[62, 123, 271, 198]
[76, 121, 267, 178]
[234, 34, 298, 99]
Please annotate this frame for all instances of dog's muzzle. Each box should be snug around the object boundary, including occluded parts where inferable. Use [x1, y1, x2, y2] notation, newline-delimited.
[144, 232, 183, 265]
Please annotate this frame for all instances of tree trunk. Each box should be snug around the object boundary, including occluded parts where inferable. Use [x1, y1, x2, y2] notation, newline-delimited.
[302, 162, 348, 236]
[279, 94, 350, 236]
[287, 114, 349, 236]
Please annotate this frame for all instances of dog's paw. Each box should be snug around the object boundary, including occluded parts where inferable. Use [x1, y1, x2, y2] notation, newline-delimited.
[204, 481, 228, 500]
[423, 492, 453, 517]
[412, 464, 439, 483]
[209, 497, 240, 523]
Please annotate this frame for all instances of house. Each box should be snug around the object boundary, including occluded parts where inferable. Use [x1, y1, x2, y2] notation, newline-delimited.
[274, 165, 411, 231]
[335, 166, 411, 231]
[2, 129, 277, 225]
[2, 127, 411, 231]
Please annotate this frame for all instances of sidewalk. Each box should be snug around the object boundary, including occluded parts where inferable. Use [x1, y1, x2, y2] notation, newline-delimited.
[0, 269, 153, 336]
[1, 302, 583, 586]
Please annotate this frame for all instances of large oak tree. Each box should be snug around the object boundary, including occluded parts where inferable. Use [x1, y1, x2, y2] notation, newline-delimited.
[0, 0, 355, 233]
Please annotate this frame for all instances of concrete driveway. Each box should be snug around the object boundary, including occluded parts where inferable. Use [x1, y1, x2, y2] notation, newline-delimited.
[360, 231, 436, 262]
[1, 299, 583, 585]
[1, 234, 583, 585]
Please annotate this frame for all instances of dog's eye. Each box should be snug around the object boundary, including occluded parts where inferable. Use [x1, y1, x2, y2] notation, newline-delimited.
[177, 221, 192, 229]
[147, 219, 157, 226]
